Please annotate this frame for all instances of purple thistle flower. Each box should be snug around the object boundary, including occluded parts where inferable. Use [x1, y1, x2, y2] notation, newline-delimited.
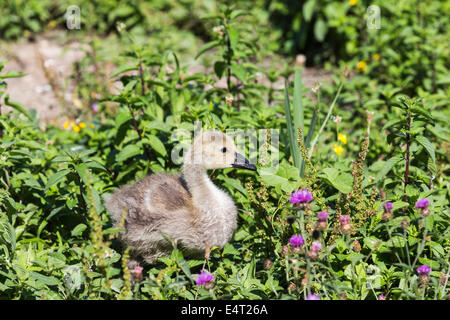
[133, 266, 143, 274]
[339, 215, 351, 225]
[384, 202, 393, 211]
[91, 103, 99, 113]
[416, 265, 431, 275]
[196, 271, 214, 286]
[289, 235, 304, 248]
[415, 198, 430, 209]
[317, 211, 328, 221]
[289, 189, 313, 204]
[311, 241, 322, 252]
[305, 293, 320, 300]
[378, 294, 386, 300]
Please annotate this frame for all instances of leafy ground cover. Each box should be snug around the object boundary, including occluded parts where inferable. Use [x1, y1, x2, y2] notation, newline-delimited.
[0, 1, 449, 300]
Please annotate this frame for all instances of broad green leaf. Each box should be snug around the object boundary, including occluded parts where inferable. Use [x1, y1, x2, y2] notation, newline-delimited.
[320, 167, 352, 194]
[228, 29, 239, 49]
[29, 271, 59, 286]
[385, 236, 406, 248]
[116, 144, 142, 162]
[364, 236, 383, 251]
[415, 135, 435, 164]
[214, 61, 227, 79]
[71, 224, 87, 237]
[427, 241, 444, 257]
[146, 135, 167, 157]
[314, 18, 327, 42]
[44, 169, 72, 192]
[115, 110, 132, 128]
[374, 155, 403, 183]
[222, 177, 246, 195]
[303, 0, 316, 22]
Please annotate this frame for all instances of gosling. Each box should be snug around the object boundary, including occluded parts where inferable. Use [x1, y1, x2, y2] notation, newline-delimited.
[103, 130, 256, 264]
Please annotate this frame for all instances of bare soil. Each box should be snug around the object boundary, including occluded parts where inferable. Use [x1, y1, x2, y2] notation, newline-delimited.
[1, 31, 332, 126]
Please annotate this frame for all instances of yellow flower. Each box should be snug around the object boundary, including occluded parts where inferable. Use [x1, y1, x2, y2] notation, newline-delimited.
[333, 144, 344, 156]
[338, 133, 347, 144]
[89, 123, 95, 129]
[73, 125, 81, 133]
[373, 53, 381, 61]
[63, 120, 70, 130]
[349, 0, 358, 5]
[356, 61, 367, 73]
[47, 20, 57, 29]
[78, 122, 86, 129]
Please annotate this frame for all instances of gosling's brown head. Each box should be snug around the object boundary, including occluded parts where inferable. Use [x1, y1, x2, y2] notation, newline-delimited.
[185, 130, 256, 171]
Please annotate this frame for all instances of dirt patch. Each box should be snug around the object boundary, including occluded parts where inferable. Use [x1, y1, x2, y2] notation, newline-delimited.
[1, 32, 89, 126]
[1, 32, 332, 126]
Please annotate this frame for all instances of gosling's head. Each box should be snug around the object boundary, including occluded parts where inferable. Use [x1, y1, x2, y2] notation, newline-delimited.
[185, 130, 256, 171]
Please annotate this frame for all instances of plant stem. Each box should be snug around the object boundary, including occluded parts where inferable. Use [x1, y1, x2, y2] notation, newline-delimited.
[440, 264, 450, 299]
[412, 217, 428, 269]
[139, 60, 146, 97]
[226, 21, 231, 92]
[0, 102, 3, 139]
[402, 111, 411, 214]
[127, 103, 152, 165]
[308, 82, 343, 158]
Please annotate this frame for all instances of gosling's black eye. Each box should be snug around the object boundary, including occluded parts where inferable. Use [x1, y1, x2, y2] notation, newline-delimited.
[221, 147, 227, 153]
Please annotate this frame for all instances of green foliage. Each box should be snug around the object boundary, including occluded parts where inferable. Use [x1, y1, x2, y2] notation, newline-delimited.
[0, 1, 449, 300]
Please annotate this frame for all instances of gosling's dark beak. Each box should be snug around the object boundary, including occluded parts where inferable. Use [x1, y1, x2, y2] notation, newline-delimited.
[232, 152, 257, 171]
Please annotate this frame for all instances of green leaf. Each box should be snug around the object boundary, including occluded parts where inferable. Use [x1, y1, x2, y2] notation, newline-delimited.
[303, 0, 316, 22]
[415, 135, 435, 164]
[115, 110, 132, 128]
[364, 236, 383, 251]
[71, 224, 87, 237]
[214, 61, 227, 79]
[293, 69, 304, 176]
[29, 271, 59, 286]
[230, 10, 247, 20]
[228, 29, 239, 49]
[195, 40, 220, 59]
[385, 236, 406, 248]
[320, 168, 352, 194]
[146, 135, 167, 157]
[374, 155, 403, 183]
[110, 64, 138, 78]
[283, 80, 301, 173]
[314, 18, 327, 42]
[230, 64, 246, 82]
[222, 177, 246, 195]
[44, 169, 72, 192]
[0, 70, 25, 79]
[0, 217, 16, 255]
[427, 241, 444, 257]
[4, 96, 33, 121]
[116, 144, 141, 162]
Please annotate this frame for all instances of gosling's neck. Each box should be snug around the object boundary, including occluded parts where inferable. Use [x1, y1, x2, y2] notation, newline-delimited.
[182, 162, 215, 201]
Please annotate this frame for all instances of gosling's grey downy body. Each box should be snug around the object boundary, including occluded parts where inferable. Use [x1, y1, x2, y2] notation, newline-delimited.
[104, 130, 256, 264]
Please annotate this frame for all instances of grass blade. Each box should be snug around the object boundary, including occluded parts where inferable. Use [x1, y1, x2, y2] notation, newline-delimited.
[293, 69, 305, 176]
[283, 80, 301, 171]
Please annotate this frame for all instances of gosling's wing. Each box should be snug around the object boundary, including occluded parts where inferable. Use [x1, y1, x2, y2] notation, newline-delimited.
[142, 174, 194, 216]
[104, 174, 193, 228]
